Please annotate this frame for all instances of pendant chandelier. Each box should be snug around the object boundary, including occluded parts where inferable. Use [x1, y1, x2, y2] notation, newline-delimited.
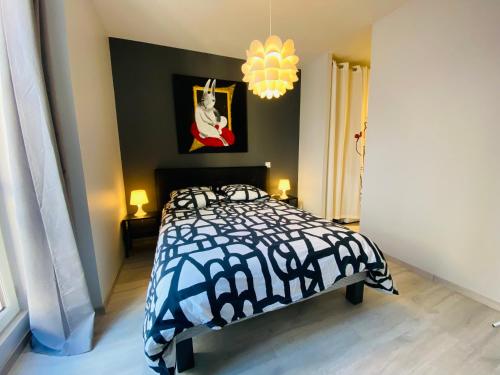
[241, 0, 299, 99]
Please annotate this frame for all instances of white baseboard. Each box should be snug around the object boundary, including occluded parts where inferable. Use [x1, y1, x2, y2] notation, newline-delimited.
[0, 311, 30, 375]
[386, 254, 500, 312]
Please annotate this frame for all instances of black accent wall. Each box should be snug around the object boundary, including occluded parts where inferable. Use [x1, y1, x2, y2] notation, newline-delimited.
[109, 38, 300, 213]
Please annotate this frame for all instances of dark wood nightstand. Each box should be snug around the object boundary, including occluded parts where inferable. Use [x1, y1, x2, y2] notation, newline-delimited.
[121, 211, 161, 257]
[274, 195, 298, 208]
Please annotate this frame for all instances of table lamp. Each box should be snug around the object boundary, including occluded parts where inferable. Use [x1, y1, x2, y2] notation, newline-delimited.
[278, 179, 290, 199]
[130, 189, 148, 217]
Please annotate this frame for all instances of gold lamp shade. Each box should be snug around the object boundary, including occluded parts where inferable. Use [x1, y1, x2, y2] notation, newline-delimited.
[241, 35, 299, 99]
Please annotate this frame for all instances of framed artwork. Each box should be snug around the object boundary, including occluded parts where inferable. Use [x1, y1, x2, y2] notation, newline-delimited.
[172, 74, 248, 154]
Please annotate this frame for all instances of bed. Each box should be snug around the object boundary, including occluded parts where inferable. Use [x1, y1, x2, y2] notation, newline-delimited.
[144, 166, 397, 374]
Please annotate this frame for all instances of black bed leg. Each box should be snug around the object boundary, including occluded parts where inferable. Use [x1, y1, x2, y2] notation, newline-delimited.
[346, 281, 364, 305]
[176, 338, 194, 373]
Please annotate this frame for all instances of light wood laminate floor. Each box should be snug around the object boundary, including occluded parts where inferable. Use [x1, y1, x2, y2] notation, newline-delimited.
[9, 241, 500, 375]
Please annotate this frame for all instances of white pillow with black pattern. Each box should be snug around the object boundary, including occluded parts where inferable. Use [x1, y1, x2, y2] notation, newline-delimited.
[169, 186, 211, 199]
[220, 184, 269, 202]
[166, 187, 218, 210]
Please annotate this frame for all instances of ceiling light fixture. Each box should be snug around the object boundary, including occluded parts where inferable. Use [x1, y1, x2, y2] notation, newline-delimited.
[241, 0, 299, 99]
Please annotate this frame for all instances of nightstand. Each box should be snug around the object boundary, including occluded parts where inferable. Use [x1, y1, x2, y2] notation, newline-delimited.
[274, 195, 298, 208]
[121, 211, 161, 257]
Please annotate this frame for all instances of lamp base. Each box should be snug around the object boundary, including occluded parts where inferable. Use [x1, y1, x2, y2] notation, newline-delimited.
[280, 191, 288, 199]
[134, 204, 147, 217]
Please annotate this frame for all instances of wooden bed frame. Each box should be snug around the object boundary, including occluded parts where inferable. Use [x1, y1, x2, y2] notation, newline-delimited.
[154, 166, 365, 372]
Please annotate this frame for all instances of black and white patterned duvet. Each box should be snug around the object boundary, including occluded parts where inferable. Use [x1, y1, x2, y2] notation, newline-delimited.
[144, 199, 397, 374]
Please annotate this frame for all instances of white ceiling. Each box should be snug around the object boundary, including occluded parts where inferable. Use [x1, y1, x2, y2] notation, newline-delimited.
[92, 0, 407, 65]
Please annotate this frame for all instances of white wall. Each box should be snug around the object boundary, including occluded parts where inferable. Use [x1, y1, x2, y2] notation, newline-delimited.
[362, 0, 500, 305]
[64, 0, 127, 305]
[298, 53, 332, 216]
[41, 0, 126, 308]
[40, 0, 104, 308]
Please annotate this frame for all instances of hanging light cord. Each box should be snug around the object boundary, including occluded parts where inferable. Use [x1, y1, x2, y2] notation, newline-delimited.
[269, 0, 272, 36]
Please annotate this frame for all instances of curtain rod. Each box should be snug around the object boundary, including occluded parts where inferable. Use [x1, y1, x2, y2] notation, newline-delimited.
[336, 64, 360, 71]
[333, 59, 368, 71]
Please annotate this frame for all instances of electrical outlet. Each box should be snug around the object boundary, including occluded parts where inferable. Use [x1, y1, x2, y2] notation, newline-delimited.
[265, 162, 271, 168]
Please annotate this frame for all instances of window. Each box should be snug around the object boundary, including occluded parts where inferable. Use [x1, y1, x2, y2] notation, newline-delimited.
[0, 228, 19, 333]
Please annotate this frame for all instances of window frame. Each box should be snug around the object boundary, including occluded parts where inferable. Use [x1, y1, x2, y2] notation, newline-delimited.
[0, 227, 19, 334]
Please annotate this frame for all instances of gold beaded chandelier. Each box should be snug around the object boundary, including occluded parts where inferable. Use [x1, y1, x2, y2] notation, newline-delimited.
[241, 0, 299, 99]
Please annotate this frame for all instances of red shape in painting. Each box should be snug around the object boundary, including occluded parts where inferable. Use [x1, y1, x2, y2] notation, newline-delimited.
[191, 122, 235, 147]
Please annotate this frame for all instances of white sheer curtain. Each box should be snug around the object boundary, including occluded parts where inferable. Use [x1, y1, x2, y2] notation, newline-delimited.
[325, 61, 369, 222]
[0, 0, 94, 355]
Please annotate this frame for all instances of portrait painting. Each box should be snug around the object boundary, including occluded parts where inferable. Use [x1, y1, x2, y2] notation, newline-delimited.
[172, 74, 248, 153]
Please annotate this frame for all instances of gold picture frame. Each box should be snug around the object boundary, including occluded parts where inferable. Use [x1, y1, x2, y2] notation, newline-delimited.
[190, 84, 235, 152]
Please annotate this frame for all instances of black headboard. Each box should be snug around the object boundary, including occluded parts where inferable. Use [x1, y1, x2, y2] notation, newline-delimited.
[155, 166, 268, 208]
